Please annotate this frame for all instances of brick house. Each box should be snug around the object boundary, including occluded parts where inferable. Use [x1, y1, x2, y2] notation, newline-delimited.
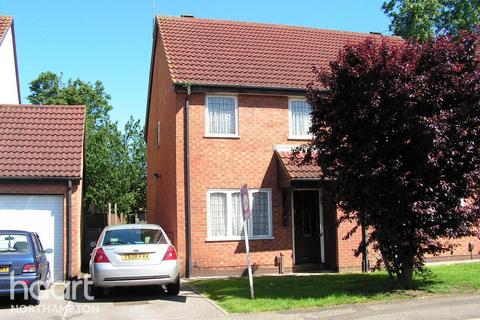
[0, 105, 85, 281]
[146, 16, 480, 276]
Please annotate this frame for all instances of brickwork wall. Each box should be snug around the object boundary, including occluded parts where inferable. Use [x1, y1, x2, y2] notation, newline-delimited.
[148, 50, 480, 275]
[71, 180, 82, 276]
[335, 209, 480, 272]
[178, 93, 312, 275]
[146, 31, 179, 249]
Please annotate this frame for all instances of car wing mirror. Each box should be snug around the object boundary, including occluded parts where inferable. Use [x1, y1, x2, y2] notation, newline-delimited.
[44, 248, 53, 254]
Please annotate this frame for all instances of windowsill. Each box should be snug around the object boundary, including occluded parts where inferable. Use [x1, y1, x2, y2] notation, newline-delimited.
[205, 236, 275, 242]
[204, 134, 240, 139]
[288, 136, 312, 141]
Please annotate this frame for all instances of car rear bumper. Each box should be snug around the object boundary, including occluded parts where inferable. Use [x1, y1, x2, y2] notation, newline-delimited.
[91, 261, 179, 288]
[0, 274, 40, 296]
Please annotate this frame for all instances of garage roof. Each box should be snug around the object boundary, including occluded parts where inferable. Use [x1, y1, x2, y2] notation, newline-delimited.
[0, 104, 86, 179]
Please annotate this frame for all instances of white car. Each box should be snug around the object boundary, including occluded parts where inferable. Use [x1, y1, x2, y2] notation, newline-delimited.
[89, 224, 180, 297]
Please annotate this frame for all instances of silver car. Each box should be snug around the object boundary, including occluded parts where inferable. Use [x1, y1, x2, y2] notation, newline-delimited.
[89, 224, 180, 297]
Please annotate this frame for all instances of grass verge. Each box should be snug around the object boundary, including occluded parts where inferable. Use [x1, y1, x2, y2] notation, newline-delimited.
[189, 262, 480, 313]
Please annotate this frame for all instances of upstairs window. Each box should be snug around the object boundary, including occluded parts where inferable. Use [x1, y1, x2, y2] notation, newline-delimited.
[289, 99, 312, 139]
[205, 96, 238, 137]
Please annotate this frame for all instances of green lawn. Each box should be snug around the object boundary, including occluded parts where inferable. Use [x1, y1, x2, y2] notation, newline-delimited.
[189, 262, 480, 313]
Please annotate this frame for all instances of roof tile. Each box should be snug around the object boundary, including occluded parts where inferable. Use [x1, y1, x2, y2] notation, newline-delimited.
[0, 16, 12, 43]
[276, 150, 322, 179]
[157, 16, 402, 89]
[0, 104, 86, 178]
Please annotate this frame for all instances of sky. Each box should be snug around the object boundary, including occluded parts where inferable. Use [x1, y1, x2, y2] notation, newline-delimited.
[1, 0, 392, 129]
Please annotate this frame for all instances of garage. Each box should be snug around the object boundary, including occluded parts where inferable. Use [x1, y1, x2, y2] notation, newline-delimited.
[0, 195, 64, 281]
[0, 104, 86, 280]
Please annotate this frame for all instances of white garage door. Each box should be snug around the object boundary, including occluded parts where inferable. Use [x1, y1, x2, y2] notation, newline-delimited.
[0, 195, 64, 281]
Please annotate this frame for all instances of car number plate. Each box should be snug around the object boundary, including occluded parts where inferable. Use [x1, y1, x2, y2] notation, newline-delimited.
[0, 265, 9, 273]
[122, 253, 149, 261]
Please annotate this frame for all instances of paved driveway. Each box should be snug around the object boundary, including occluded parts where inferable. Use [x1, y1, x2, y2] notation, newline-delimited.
[0, 283, 225, 320]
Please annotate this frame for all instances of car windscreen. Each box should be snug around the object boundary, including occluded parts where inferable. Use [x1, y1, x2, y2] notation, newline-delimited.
[0, 234, 31, 255]
[102, 229, 167, 246]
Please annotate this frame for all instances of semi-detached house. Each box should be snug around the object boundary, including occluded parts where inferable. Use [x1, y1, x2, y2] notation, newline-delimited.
[146, 16, 480, 276]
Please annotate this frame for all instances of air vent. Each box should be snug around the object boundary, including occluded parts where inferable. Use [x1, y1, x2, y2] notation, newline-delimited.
[181, 14, 195, 18]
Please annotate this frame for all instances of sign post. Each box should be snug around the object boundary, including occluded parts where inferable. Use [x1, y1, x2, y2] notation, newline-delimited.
[241, 184, 254, 299]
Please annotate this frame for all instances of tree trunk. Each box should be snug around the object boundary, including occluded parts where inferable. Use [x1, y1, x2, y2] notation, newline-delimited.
[398, 264, 414, 288]
[380, 251, 394, 282]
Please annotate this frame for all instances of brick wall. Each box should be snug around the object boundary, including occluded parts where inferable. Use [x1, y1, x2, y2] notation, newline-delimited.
[428, 236, 480, 262]
[71, 180, 82, 276]
[335, 210, 480, 272]
[146, 31, 179, 248]
[0, 180, 82, 278]
[175, 93, 313, 275]
[149, 60, 480, 275]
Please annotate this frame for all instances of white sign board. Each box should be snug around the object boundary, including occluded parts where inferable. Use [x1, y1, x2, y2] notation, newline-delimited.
[241, 184, 254, 299]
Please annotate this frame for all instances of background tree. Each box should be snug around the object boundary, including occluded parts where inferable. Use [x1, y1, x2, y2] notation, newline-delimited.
[382, 0, 480, 41]
[298, 32, 480, 286]
[28, 71, 146, 217]
[122, 117, 147, 214]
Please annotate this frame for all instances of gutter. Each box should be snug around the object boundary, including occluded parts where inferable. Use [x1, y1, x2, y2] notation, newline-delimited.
[0, 176, 81, 181]
[174, 83, 311, 96]
[184, 85, 192, 278]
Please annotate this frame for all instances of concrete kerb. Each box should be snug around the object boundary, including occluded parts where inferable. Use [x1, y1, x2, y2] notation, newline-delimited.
[182, 280, 228, 315]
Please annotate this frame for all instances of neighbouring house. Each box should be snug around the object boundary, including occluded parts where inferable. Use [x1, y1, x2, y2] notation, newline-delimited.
[0, 104, 86, 281]
[0, 16, 20, 104]
[146, 16, 480, 276]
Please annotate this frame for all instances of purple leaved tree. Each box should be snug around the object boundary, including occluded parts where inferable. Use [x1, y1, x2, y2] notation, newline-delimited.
[298, 31, 480, 286]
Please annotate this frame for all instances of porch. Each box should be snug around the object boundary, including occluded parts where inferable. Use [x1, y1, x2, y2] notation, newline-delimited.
[275, 147, 338, 272]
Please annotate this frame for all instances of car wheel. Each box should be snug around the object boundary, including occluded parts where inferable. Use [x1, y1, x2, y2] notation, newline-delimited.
[89, 284, 104, 299]
[27, 283, 40, 305]
[42, 270, 51, 290]
[166, 276, 180, 295]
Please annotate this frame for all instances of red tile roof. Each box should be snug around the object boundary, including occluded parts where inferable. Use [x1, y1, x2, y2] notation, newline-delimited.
[0, 16, 12, 44]
[157, 16, 401, 90]
[276, 150, 322, 179]
[0, 105, 86, 178]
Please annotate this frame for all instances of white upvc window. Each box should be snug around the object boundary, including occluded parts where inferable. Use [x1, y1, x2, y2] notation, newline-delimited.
[289, 98, 312, 139]
[207, 189, 273, 241]
[205, 95, 239, 137]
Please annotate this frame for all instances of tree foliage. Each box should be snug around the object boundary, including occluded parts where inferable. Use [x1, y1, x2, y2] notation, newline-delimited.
[298, 32, 480, 286]
[383, 0, 480, 41]
[28, 71, 146, 216]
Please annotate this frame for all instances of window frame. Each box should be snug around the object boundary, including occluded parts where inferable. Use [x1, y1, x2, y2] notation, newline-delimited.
[288, 98, 313, 140]
[206, 188, 273, 241]
[204, 95, 239, 138]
